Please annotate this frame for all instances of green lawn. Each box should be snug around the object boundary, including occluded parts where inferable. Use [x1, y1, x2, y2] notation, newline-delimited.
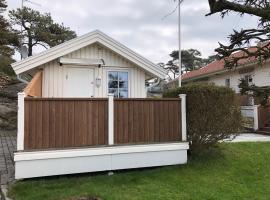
[9, 142, 270, 200]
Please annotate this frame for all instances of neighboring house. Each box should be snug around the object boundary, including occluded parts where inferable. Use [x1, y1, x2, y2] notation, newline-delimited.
[12, 30, 189, 179]
[167, 48, 270, 133]
[169, 50, 270, 95]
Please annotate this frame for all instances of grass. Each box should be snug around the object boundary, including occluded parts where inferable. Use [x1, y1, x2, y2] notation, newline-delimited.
[9, 142, 270, 200]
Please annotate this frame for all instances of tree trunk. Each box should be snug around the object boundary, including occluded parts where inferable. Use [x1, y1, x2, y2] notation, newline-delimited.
[28, 35, 33, 57]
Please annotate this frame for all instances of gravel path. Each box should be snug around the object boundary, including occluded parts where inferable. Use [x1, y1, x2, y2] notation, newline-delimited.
[230, 133, 270, 142]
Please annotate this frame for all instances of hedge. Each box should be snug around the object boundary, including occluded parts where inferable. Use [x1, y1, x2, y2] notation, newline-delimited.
[163, 83, 242, 153]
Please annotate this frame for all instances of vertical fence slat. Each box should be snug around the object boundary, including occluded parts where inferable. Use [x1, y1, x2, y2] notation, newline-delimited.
[149, 101, 155, 142]
[42, 100, 49, 149]
[104, 100, 109, 145]
[30, 100, 36, 149]
[61, 101, 67, 148]
[134, 101, 139, 143]
[98, 101, 104, 145]
[24, 99, 29, 150]
[86, 101, 91, 145]
[36, 101, 43, 149]
[128, 101, 134, 143]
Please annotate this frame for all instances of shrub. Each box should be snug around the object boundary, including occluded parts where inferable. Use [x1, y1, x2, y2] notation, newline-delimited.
[163, 83, 242, 153]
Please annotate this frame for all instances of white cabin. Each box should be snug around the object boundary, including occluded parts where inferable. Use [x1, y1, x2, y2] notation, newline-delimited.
[12, 30, 166, 98]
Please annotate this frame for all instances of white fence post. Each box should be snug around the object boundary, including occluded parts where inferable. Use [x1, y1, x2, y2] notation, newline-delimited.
[253, 105, 259, 131]
[179, 94, 187, 141]
[17, 92, 25, 151]
[108, 94, 114, 145]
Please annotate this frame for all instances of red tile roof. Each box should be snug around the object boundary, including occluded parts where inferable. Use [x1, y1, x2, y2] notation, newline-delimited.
[181, 59, 225, 80]
[171, 47, 259, 82]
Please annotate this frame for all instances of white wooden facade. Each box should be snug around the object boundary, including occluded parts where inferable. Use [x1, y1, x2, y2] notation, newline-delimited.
[42, 43, 147, 98]
[207, 63, 270, 93]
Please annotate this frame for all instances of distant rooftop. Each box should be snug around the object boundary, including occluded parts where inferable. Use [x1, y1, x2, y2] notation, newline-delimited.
[170, 47, 259, 83]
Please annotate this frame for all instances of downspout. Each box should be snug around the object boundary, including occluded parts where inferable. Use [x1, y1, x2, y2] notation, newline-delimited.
[147, 78, 161, 92]
[17, 74, 29, 84]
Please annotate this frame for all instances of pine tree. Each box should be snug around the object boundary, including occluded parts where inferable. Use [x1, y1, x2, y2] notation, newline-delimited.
[9, 7, 77, 57]
[0, 0, 18, 76]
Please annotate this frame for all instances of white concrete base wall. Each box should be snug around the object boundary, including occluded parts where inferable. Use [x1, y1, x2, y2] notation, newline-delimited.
[14, 143, 189, 179]
[241, 106, 254, 118]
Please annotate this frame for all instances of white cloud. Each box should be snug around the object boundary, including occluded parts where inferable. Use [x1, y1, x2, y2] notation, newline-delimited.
[6, 0, 259, 63]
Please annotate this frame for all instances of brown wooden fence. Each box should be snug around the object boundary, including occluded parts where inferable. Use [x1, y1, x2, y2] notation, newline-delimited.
[258, 105, 270, 129]
[114, 99, 182, 144]
[24, 98, 108, 150]
[23, 98, 182, 150]
[235, 94, 250, 106]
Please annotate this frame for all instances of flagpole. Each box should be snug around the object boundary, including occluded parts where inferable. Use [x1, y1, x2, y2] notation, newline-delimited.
[20, 0, 24, 59]
[178, 0, 182, 87]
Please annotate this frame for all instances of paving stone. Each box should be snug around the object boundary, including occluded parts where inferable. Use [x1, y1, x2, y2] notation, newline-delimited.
[0, 130, 16, 185]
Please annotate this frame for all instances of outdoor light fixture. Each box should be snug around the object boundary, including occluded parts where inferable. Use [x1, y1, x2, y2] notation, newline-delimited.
[96, 77, 102, 88]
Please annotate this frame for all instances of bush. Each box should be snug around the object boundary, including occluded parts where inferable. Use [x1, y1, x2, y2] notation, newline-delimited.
[0, 56, 16, 77]
[163, 83, 242, 153]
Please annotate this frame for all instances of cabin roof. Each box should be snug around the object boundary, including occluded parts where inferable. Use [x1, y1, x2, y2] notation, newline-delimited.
[12, 30, 167, 79]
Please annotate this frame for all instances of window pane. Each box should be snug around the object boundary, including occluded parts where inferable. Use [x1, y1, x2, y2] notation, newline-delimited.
[119, 89, 128, 98]
[108, 88, 118, 98]
[108, 80, 118, 88]
[119, 72, 128, 81]
[108, 72, 118, 81]
[119, 72, 128, 89]
[119, 80, 128, 88]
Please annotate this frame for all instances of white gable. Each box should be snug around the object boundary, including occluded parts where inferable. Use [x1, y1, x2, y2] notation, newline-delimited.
[11, 30, 166, 79]
[64, 43, 137, 68]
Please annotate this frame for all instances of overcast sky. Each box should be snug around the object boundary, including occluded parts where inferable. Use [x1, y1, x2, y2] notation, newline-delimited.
[7, 0, 259, 63]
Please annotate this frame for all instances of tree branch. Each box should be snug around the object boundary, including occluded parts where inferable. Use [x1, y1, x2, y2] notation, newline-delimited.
[207, 0, 270, 20]
[33, 42, 48, 49]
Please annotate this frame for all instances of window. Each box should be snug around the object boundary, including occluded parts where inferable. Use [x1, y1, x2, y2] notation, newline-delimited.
[108, 71, 128, 98]
[225, 78, 230, 87]
[244, 74, 253, 85]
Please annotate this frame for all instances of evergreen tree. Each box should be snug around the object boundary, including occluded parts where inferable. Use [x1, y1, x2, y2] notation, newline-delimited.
[0, 0, 18, 76]
[9, 7, 77, 57]
[164, 49, 215, 79]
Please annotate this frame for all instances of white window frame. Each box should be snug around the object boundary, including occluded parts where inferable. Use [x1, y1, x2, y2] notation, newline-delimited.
[106, 69, 130, 98]
[225, 78, 230, 87]
[244, 74, 254, 86]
